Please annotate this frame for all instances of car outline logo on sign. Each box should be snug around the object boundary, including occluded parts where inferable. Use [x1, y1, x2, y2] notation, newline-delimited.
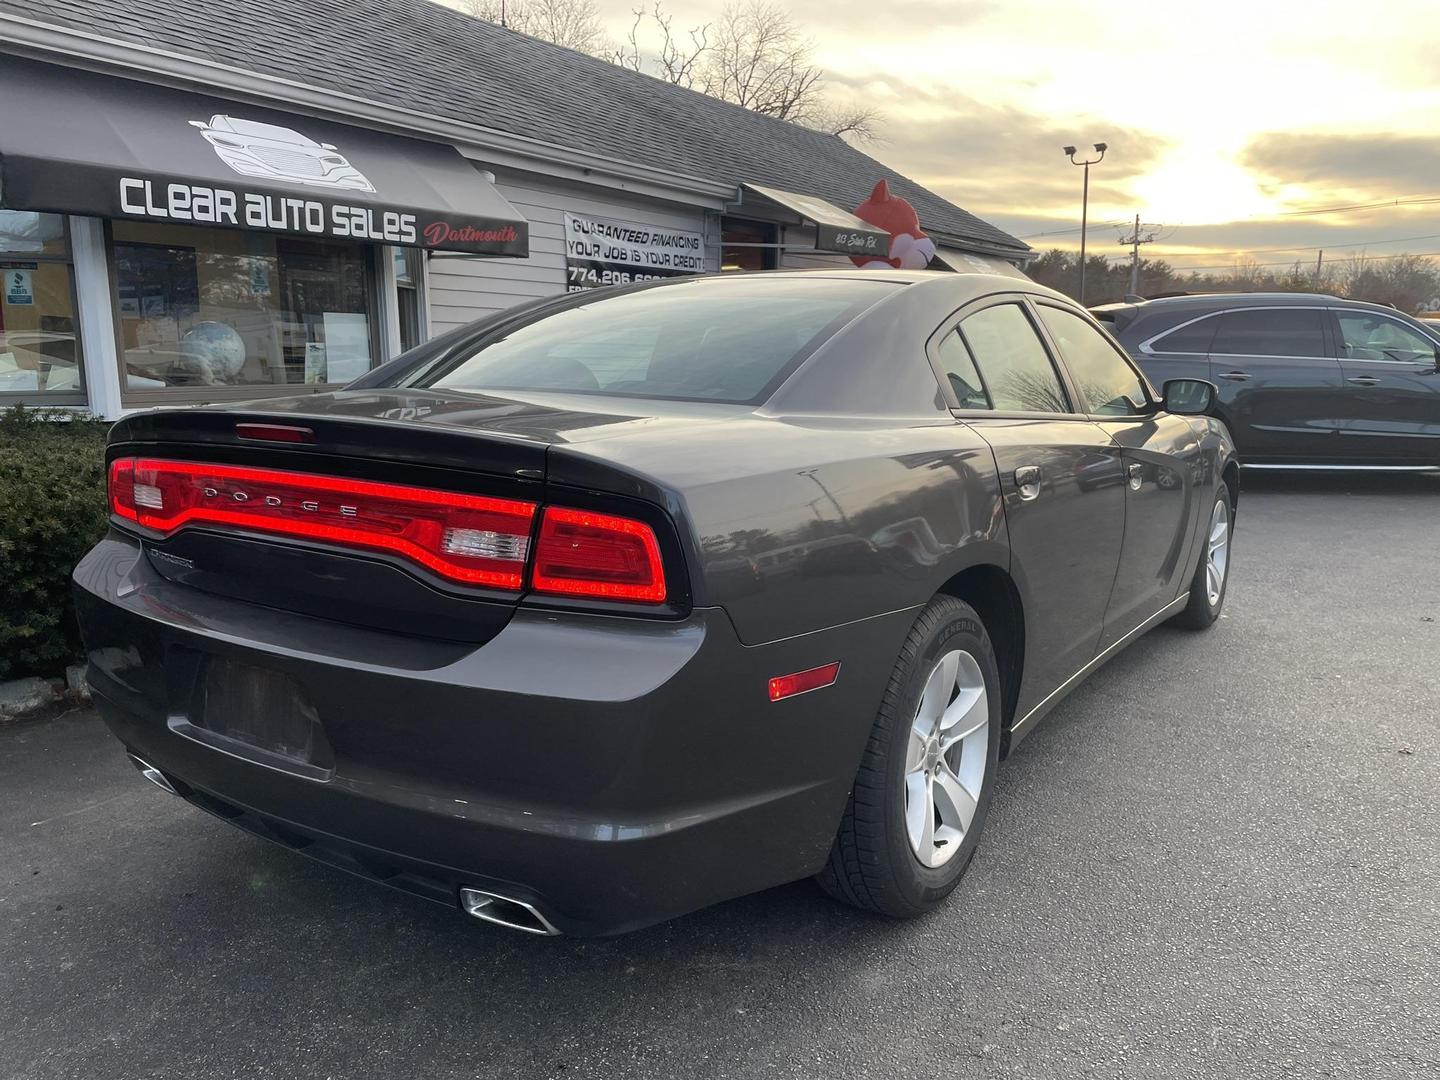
[188, 114, 376, 193]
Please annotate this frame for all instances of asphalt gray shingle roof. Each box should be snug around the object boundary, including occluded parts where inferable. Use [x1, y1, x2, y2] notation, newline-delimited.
[5, 0, 1028, 254]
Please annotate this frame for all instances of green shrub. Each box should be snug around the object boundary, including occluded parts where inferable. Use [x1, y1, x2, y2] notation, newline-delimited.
[0, 406, 110, 680]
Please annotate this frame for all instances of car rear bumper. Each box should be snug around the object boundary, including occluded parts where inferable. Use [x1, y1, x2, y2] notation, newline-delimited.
[74, 533, 912, 935]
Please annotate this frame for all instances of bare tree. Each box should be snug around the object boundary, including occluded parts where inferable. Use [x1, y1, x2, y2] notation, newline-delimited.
[611, 4, 709, 89]
[466, 0, 608, 55]
[615, 1, 880, 141]
[699, 2, 820, 119]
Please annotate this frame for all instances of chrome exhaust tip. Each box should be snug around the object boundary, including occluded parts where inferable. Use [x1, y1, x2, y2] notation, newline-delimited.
[460, 887, 560, 936]
[127, 752, 179, 796]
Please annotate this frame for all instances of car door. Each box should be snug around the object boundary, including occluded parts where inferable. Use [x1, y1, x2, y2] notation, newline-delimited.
[932, 298, 1125, 718]
[1032, 300, 1204, 646]
[1205, 306, 1344, 463]
[1329, 308, 1440, 465]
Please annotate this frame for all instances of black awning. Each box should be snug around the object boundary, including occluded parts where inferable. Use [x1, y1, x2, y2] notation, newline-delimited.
[0, 57, 528, 256]
[738, 183, 890, 258]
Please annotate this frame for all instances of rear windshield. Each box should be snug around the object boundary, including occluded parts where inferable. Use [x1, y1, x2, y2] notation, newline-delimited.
[415, 276, 900, 404]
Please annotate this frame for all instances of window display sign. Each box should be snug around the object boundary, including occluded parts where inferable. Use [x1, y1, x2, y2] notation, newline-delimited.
[4, 268, 34, 306]
[564, 212, 706, 292]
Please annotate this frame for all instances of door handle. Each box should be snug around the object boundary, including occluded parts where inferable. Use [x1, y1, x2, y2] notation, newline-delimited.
[1014, 465, 1041, 501]
[1217, 371, 1251, 381]
[1127, 462, 1143, 491]
[1346, 375, 1380, 386]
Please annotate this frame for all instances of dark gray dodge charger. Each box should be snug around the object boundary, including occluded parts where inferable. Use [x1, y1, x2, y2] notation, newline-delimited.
[74, 271, 1238, 936]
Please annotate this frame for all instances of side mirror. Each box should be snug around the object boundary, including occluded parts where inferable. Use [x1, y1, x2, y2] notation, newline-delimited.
[1162, 378, 1216, 415]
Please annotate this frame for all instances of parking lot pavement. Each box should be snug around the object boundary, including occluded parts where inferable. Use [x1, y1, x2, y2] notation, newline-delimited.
[2, 474, 1437, 1080]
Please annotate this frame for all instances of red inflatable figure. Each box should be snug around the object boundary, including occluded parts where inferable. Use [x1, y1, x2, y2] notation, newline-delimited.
[850, 180, 937, 270]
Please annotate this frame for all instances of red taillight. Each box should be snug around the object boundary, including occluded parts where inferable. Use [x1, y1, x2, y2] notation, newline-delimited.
[107, 458, 535, 589]
[108, 458, 139, 523]
[108, 458, 672, 604]
[531, 507, 666, 603]
[768, 662, 841, 702]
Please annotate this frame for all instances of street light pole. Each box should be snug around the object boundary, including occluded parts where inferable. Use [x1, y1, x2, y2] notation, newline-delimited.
[1063, 142, 1107, 305]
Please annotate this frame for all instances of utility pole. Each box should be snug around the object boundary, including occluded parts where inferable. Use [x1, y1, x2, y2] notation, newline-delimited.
[1117, 214, 1159, 297]
[1315, 249, 1324, 287]
[1064, 143, 1107, 304]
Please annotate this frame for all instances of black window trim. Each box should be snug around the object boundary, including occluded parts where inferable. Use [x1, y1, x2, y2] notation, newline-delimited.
[1026, 297, 1159, 419]
[925, 292, 1083, 421]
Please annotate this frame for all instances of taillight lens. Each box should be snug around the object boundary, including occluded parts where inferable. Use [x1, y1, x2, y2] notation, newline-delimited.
[107, 458, 672, 604]
[108, 458, 139, 523]
[108, 458, 535, 589]
[531, 507, 666, 603]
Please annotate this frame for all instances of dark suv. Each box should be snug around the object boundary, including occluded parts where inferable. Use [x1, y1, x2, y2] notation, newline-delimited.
[1094, 293, 1440, 469]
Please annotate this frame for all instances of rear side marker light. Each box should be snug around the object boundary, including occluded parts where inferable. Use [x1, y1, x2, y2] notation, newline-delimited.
[769, 662, 841, 702]
[107, 458, 535, 589]
[531, 507, 667, 604]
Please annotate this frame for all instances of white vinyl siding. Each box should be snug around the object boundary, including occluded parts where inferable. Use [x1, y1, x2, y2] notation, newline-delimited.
[426, 176, 718, 336]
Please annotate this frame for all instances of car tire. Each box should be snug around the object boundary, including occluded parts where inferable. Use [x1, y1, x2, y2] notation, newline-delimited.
[817, 595, 1002, 918]
[1172, 479, 1234, 630]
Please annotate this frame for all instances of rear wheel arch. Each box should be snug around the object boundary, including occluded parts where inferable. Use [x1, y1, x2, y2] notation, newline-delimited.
[1221, 459, 1240, 514]
[936, 564, 1024, 757]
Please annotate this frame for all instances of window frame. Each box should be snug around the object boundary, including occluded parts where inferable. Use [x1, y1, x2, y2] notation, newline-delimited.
[1029, 298, 1158, 419]
[1205, 305, 1335, 361]
[107, 220, 386, 408]
[1326, 306, 1440, 365]
[0, 213, 88, 406]
[924, 292, 1084, 420]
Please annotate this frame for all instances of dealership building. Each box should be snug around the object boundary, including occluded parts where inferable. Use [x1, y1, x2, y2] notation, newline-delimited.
[0, 0, 1029, 419]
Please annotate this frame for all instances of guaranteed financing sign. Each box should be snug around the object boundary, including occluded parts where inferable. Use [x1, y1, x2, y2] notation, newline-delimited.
[564, 213, 706, 291]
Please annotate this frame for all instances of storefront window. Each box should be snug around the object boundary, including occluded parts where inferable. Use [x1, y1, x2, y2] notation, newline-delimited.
[721, 219, 778, 272]
[394, 248, 423, 352]
[0, 211, 84, 398]
[110, 220, 378, 396]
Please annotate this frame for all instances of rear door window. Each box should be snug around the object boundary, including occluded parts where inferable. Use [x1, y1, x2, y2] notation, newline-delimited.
[1210, 308, 1328, 358]
[1150, 313, 1219, 354]
[957, 303, 1071, 413]
[934, 330, 991, 409]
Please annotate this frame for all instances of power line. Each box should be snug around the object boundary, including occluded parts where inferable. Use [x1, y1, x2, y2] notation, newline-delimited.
[1150, 231, 1440, 263]
[1022, 192, 1440, 245]
[1018, 220, 1126, 240]
[1156, 248, 1440, 274]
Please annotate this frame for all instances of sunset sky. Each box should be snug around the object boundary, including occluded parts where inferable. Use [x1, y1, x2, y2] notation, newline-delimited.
[585, 0, 1440, 272]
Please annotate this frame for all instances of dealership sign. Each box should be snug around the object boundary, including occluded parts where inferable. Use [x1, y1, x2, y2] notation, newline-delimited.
[564, 212, 706, 291]
[0, 60, 529, 257]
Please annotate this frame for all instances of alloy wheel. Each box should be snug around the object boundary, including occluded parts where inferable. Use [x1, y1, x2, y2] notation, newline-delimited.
[1206, 497, 1231, 607]
[904, 649, 989, 868]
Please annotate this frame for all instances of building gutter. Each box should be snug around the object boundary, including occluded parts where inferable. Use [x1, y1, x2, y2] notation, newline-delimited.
[0, 12, 738, 212]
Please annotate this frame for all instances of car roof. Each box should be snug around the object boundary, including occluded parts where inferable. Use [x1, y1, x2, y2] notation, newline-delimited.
[657, 268, 1070, 306]
[1097, 291, 1402, 315]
